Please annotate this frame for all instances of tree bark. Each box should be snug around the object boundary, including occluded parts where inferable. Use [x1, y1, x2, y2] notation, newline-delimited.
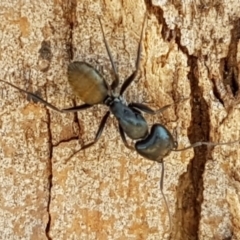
[1, 0, 240, 239]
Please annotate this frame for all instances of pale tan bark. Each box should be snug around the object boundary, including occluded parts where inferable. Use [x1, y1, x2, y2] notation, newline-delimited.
[1, 0, 240, 239]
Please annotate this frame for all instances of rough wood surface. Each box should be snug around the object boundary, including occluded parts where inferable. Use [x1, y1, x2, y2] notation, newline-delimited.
[0, 0, 240, 239]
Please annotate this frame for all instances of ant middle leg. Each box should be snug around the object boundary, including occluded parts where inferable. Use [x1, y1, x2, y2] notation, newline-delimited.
[80, 111, 110, 150]
[129, 97, 189, 115]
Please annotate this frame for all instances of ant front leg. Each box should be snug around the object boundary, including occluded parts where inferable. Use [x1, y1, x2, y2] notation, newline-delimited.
[118, 124, 134, 150]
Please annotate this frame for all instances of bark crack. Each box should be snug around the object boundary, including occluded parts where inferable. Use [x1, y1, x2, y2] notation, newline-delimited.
[220, 19, 240, 97]
[61, 0, 77, 61]
[174, 56, 210, 240]
[45, 109, 53, 240]
[45, 2, 78, 235]
[52, 136, 79, 148]
[150, 8, 211, 238]
[144, 3, 210, 238]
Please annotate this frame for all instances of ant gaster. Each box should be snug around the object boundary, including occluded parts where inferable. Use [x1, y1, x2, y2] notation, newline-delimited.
[1, 13, 240, 232]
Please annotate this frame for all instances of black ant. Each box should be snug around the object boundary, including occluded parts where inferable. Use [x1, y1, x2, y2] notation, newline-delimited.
[1, 13, 239, 232]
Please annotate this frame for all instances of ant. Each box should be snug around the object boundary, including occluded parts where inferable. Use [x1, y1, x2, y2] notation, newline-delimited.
[1, 13, 239, 232]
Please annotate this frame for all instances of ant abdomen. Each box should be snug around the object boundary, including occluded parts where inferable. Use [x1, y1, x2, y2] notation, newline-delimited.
[68, 61, 109, 105]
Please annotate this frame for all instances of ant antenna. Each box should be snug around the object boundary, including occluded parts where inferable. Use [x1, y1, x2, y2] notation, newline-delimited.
[173, 138, 240, 152]
[159, 161, 172, 233]
[159, 134, 240, 234]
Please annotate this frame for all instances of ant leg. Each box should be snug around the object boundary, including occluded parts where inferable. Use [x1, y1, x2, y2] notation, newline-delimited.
[0, 79, 93, 113]
[120, 13, 147, 95]
[62, 104, 92, 112]
[80, 111, 110, 150]
[98, 18, 119, 90]
[119, 124, 134, 150]
[0, 79, 64, 112]
[129, 98, 189, 115]
[129, 102, 172, 115]
[173, 139, 240, 152]
[158, 161, 172, 233]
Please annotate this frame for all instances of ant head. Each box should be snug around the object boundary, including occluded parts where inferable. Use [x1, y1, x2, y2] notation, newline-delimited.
[135, 124, 176, 162]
